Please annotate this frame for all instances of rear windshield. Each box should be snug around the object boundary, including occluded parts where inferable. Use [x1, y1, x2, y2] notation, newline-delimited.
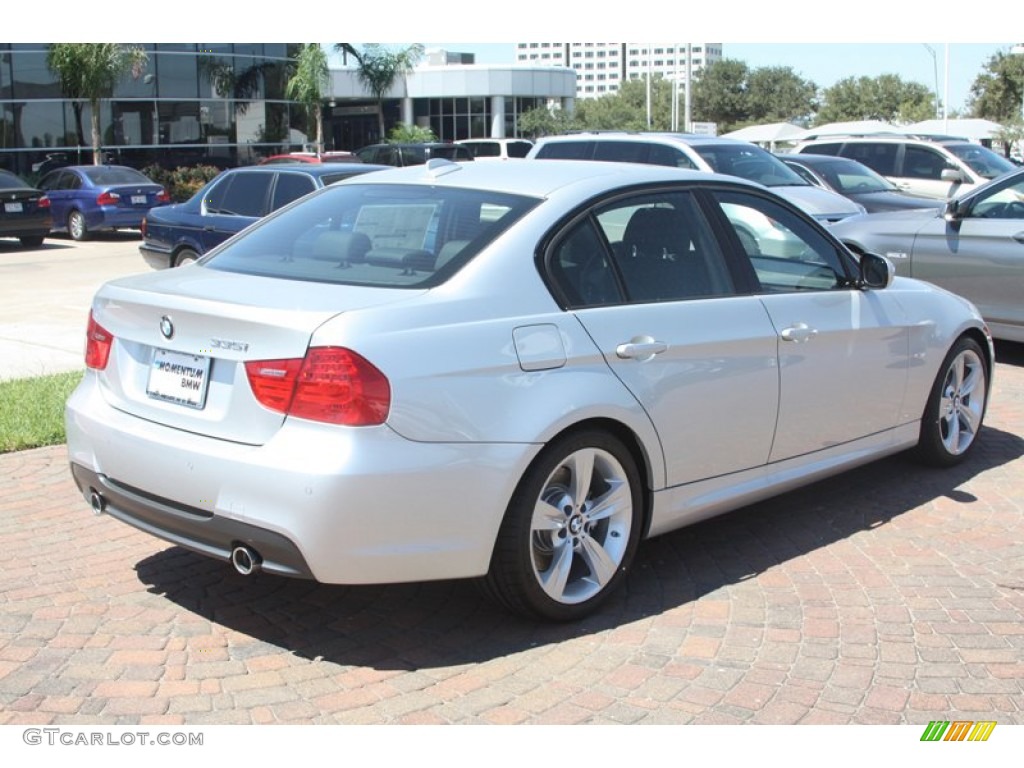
[81, 166, 153, 185]
[204, 183, 539, 288]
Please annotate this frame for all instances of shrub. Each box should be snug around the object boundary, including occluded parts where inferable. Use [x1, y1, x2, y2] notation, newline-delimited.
[143, 164, 221, 202]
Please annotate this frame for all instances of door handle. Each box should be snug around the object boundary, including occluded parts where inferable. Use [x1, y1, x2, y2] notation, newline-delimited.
[1013, 231, 1024, 245]
[780, 323, 818, 343]
[616, 337, 668, 361]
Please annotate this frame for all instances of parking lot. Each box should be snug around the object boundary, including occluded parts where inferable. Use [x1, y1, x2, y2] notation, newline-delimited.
[1, 234, 1022, 728]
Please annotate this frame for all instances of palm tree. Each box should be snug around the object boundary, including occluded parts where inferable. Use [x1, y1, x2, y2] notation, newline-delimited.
[285, 44, 331, 153]
[337, 44, 424, 140]
[46, 44, 148, 165]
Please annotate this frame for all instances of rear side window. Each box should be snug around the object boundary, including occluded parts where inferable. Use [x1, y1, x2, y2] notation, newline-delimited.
[535, 141, 593, 160]
[507, 142, 533, 158]
[594, 141, 651, 164]
[841, 143, 898, 176]
[270, 173, 316, 211]
[804, 143, 841, 156]
[467, 142, 500, 158]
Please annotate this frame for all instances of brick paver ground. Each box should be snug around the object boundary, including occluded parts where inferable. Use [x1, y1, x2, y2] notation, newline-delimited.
[1, 344, 1022, 725]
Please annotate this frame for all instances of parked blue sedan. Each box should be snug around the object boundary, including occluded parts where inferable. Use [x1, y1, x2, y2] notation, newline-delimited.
[38, 165, 169, 241]
[140, 163, 387, 268]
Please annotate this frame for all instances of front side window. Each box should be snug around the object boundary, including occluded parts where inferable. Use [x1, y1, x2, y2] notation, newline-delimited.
[902, 146, 954, 180]
[710, 190, 851, 293]
[967, 174, 1024, 219]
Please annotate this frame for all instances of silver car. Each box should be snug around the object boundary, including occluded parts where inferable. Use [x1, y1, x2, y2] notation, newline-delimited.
[66, 160, 993, 621]
[832, 167, 1024, 343]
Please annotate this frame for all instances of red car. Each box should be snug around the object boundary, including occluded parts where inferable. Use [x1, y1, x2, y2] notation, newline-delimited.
[259, 152, 361, 165]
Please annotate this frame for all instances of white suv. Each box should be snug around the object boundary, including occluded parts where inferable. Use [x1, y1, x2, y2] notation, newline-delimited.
[528, 132, 865, 223]
[792, 136, 1016, 199]
[456, 138, 533, 161]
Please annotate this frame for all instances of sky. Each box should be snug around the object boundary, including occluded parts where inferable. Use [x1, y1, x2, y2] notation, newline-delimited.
[400, 43, 1013, 116]
[27, 0, 1022, 116]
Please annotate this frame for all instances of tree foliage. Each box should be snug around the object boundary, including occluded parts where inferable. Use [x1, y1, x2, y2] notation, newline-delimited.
[691, 59, 817, 132]
[286, 44, 331, 152]
[337, 43, 424, 139]
[387, 123, 436, 143]
[967, 49, 1024, 125]
[817, 74, 935, 124]
[46, 43, 148, 164]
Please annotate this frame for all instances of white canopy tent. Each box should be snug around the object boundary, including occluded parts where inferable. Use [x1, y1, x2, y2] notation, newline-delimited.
[905, 119, 1004, 141]
[722, 122, 806, 146]
[792, 120, 902, 141]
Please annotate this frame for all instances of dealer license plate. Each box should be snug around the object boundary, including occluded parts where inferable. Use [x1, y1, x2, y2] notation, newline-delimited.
[4, 202, 23, 213]
[146, 349, 211, 409]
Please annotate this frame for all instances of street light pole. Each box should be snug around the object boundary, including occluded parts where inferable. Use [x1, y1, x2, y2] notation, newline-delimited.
[922, 44, 940, 120]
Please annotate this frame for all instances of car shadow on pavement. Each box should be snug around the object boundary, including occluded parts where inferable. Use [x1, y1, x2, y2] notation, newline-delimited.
[133, 424, 1024, 670]
[995, 340, 1024, 367]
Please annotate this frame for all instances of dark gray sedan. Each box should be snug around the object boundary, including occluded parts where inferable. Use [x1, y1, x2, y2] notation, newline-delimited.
[832, 167, 1024, 342]
[779, 153, 942, 212]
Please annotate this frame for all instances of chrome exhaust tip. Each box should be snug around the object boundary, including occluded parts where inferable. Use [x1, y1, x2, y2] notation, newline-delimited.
[88, 489, 106, 515]
[230, 545, 261, 576]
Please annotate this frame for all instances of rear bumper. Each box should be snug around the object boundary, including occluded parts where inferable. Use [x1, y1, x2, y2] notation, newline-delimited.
[65, 374, 538, 585]
[139, 242, 173, 269]
[70, 462, 315, 578]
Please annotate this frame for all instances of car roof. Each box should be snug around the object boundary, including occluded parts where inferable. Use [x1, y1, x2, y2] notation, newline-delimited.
[225, 163, 388, 176]
[536, 132, 746, 148]
[801, 135, 973, 146]
[339, 157, 758, 198]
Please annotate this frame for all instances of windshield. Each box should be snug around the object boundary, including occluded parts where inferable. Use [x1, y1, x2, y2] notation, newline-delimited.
[805, 158, 896, 194]
[0, 170, 30, 189]
[205, 183, 539, 288]
[693, 144, 808, 187]
[946, 144, 1016, 179]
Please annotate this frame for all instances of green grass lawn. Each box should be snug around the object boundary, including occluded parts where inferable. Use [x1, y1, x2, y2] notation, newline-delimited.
[0, 371, 84, 453]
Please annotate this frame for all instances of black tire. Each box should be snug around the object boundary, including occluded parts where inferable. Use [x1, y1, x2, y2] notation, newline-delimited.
[68, 210, 89, 241]
[916, 336, 988, 467]
[482, 429, 643, 621]
[173, 248, 199, 267]
[19, 235, 45, 247]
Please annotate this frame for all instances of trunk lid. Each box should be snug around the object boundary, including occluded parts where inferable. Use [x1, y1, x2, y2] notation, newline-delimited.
[90, 268, 422, 444]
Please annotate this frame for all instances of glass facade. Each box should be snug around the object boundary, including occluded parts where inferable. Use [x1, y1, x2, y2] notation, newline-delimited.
[2, 44, 569, 178]
[0, 43, 303, 177]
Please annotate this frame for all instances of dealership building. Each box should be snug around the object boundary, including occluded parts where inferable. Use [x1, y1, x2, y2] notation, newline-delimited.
[0, 44, 576, 176]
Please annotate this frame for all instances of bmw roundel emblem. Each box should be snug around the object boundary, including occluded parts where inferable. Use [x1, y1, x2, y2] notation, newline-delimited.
[159, 315, 174, 340]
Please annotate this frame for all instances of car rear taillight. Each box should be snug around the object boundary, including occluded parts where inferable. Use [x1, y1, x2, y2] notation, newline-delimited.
[156, 189, 170, 204]
[245, 347, 390, 426]
[85, 311, 113, 370]
[96, 190, 121, 206]
[37, 195, 51, 209]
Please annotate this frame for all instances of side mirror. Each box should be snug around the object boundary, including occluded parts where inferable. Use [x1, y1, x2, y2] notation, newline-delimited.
[942, 197, 963, 222]
[941, 168, 965, 184]
[858, 251, 895, 290]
